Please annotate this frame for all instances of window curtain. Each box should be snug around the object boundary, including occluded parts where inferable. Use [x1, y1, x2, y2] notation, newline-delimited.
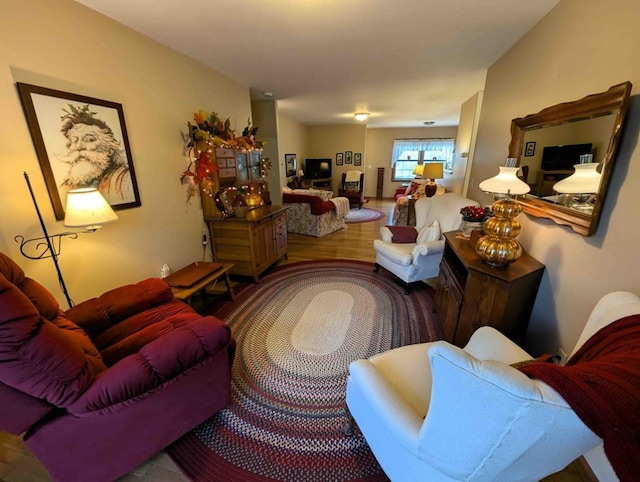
[392, 139, 454, 162]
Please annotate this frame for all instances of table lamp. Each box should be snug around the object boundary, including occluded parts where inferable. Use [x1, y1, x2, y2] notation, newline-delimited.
[474, 162, 530, 267]
[412, 164, 424, 179]
[422, 162, 444, 197]
[553, 154, 601, 212]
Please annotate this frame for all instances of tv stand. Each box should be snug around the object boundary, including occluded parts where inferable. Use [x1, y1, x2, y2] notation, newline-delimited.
[302, 178, 332, 191]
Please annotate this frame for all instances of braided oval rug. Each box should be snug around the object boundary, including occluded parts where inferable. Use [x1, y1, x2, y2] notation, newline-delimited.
[167, 260, 443, 482]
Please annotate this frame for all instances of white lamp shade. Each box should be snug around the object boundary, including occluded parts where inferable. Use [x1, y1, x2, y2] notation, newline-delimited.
[553, 163, 601, 194]
[479, 166, 531, 195]
[64, 188, 119, 228]
[422, 162, 444, 180]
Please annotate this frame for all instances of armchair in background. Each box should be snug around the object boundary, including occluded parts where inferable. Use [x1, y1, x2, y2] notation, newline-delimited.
[345, 291, 640, 481]
[374, 193, 478, 293]
[338, 170, 365, 209]
[0, 252, 236, 482]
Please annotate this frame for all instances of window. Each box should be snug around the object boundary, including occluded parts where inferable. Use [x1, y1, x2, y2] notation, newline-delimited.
[391, 139, 454, 181]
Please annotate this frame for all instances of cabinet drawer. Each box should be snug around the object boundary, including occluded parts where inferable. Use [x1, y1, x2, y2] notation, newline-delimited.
[218, 168, 237, 178]
[215, 147, 235, 157]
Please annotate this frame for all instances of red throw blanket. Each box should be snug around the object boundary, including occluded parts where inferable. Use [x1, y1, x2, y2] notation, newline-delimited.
[520, 314, 640, 482]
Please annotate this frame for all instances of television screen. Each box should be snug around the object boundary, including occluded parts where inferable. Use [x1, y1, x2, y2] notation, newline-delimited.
[541, 143, 593, 171]
[305, 159, 332, 179]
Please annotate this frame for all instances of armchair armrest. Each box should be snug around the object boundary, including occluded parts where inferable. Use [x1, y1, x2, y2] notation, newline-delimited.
[463, 326, 531, 363]
[66, 278, 174, 338]
[411, 239, 445, 262]
[66, 316, 231, 415]
[347, 359, 423, 454]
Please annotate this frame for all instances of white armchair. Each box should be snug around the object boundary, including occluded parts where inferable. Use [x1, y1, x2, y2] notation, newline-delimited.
[373, 193, 478, 293]
[345, 291, 640, 481]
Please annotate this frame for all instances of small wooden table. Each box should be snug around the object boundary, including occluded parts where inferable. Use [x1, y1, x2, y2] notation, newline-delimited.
[169, 262, 235, 303]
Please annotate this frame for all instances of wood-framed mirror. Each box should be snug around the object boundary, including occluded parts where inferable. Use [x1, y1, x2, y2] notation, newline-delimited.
[508, 82, 632, 236]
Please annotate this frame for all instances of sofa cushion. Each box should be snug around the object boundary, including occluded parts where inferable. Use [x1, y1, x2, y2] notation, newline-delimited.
[373, 240, 414, 266]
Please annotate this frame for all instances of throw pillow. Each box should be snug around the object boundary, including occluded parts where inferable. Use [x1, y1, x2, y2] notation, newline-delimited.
[416, 220, 441, 244]
[386, 226, 418, 243]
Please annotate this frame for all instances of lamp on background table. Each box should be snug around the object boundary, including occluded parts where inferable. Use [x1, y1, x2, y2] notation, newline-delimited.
[15, 172, 119, 308]
[553, 154, 601, 212]
[422, 162, 444, 197]
[474, 161, 530, 268]
[412, 164, 424, 179]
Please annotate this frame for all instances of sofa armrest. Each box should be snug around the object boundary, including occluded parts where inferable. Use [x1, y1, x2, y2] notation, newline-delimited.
[66, 316, 232, 415]
[65, 278, 175, 339]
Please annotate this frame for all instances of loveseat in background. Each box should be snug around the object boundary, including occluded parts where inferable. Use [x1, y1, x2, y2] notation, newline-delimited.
[283, 189, 349, 237]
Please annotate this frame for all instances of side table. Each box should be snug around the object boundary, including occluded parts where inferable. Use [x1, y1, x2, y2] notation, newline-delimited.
[167, 262, 235, 304]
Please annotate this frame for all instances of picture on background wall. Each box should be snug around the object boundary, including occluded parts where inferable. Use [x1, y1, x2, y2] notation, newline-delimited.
[285, 153, 297, 177]
[17, 83, 141, 220]
[336, 152, 343, 165]
[345, 151, 353, 164]
[354, 153, 362, 166]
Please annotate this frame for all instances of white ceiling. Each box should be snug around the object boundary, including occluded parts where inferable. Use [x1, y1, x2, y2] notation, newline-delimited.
[74, 0, 560, 128]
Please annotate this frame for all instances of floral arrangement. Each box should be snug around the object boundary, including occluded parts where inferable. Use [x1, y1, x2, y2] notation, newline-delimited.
[180, 110, 265, 202]
[460, 205, 492, 223]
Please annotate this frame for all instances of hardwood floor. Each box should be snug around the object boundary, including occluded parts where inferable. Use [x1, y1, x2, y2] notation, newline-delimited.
[0, 199, 594, 481]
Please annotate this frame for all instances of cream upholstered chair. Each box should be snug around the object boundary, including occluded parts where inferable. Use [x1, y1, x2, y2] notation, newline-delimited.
[339, 170, 365, 209]
[374, 193, 478, 293]
[345, 291, 640, 482]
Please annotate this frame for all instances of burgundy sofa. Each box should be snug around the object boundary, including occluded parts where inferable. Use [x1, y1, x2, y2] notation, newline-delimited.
[0, 252, 235, 482]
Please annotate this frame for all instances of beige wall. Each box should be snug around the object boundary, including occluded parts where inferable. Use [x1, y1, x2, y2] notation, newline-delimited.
[366, 126, 458, 198]
[455, 92, 483, 196]
[468, 3, 640, 475]
[306, 124, 367, 193]
[0, 0, 251, 304]
[277, 113, 309, 197]
[469, 0, 640, 356]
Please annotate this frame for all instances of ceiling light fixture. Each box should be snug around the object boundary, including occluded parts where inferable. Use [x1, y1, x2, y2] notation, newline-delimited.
[354, 113, 369, 122]
[263, 92, 273, 98]
[423, 121, 435, 127]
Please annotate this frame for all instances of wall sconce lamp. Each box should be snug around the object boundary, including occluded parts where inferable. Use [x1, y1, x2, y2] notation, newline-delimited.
[15, 172, 118, 308]
[553, 154, 601, 212]
[474, 160, 530, 268]
[354, 112, 369, 122]
[422, 162, 444, 197]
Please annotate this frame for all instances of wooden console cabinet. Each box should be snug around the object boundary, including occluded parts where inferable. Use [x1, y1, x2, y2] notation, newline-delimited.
[435, 231, 544, 347]
[206, 205, 288, 282]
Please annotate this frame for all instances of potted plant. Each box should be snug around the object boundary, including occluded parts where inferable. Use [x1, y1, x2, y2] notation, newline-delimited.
[459, 205, 492, 239]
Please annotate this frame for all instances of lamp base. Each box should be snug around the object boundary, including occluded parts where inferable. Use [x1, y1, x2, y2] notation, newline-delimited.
[424, 180, 437, 197]
[474, 198, 523, 268]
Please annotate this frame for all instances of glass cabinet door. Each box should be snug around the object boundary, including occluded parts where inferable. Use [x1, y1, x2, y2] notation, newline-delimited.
[236, 152, 250, 182]
[248, 150, 262, 180]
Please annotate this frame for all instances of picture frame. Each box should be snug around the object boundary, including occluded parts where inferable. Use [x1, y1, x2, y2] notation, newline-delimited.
[354, 153, 362, 166]
[16, 83, 141, 220]
[285, 153, 297, 177]
[345, 151, 353, 164]
[525, 141, 536, 157]
[336, 152, 344, 166]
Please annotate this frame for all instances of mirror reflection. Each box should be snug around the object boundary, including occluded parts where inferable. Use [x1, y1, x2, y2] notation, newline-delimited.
[520, 114, 616, 213]
[509, 82, 632, 236]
